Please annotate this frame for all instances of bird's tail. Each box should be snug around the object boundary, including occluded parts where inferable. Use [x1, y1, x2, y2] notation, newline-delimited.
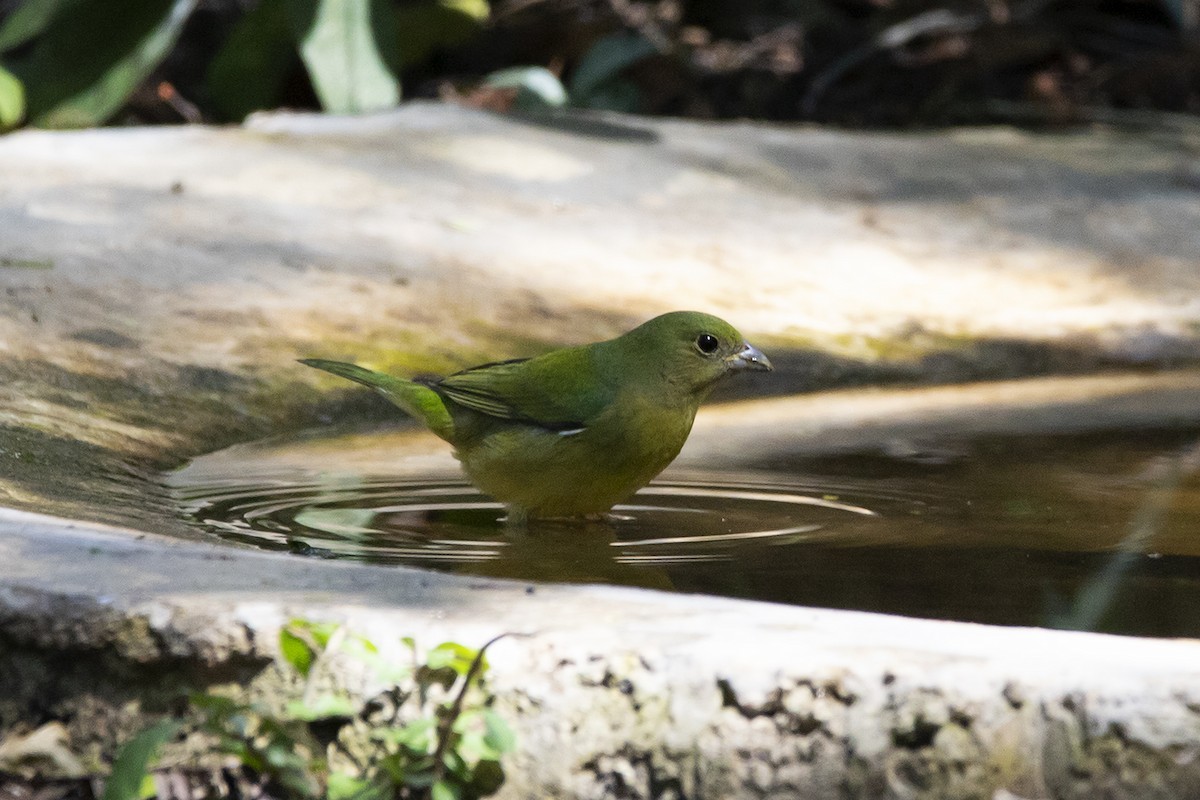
[299, 359, 455, 442]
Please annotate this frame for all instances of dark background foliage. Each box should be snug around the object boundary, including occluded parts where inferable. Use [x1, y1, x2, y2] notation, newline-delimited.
[0, 0, 1195, 130]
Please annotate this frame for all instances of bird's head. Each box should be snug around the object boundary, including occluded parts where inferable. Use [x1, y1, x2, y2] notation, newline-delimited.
[618, 310, 773, 398]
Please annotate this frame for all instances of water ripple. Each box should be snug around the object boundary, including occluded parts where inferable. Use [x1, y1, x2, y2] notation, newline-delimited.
[173, 471, 927, 568]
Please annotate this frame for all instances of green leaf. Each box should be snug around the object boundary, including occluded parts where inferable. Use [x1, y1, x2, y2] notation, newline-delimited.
[285, 0, 401, 114]
[279, 618, 344, 676]
[483, 66, 567, 109]
[206, 0, 297, 121]
[279, 626, 317, 677]
[568, 32, 656, 106]
[0, 0, 72, 52]
[440, 747, 468, 780]
[285, 694, 358, 721]
[451, 709, 479, 733]
[0, 63, 25, 129]
[326, 772, 365, 800]
[346, 632, 379, 656]
[20, 0, 193, 127]
[305, 619, 340, 649]
[431, 779, 463, 800]
[103, 720, 179, 800]
[468, 757, 505, 795]
[376, 751, 435, 785]
[481, 709, 515, 754]
[373, 718, 435, 751]
[426, 641, 481, 677]
[455, 730, 497, 766]
[328, 772, 388, 800]
[14, 0, 195, 128]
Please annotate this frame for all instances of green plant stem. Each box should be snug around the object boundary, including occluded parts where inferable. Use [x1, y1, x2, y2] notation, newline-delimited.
[429, 632, 517, 784]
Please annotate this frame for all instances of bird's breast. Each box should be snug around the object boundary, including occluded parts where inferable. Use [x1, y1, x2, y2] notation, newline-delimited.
[592, 391, 697, 468]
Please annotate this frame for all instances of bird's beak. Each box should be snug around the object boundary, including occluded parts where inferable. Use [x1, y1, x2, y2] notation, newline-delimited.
[727, 342, 773, 372]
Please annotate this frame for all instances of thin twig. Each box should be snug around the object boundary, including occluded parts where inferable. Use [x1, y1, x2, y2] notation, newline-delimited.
[429, 631, 532, 785]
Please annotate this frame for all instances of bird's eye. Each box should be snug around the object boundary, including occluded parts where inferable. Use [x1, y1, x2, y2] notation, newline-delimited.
[695, 333, 720, 355]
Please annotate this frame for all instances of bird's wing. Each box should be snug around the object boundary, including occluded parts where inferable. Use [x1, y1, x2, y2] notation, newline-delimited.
[431, 347, 610, 431]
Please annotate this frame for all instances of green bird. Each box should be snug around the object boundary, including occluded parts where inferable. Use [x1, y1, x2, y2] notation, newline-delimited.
[300, 311, 772, 521]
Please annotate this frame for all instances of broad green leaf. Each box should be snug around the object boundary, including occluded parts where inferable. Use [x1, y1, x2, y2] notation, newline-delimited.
[347, 632, 379, 655]
[455, 730, 498, 765]
[206, 0, 296, 121]
[304, 619, 340, 649]
[339, 631, 379, 664]
[451, 709, 479, 733]
[326, 773, 365, 800]
[285, 0, 401, 114]
[483, 66, 567, 109]
[400, 762, 436, 787]
[469, 757, 505, 795]
[568, 33, 655, 106]
[440, 747, 468, 779]
[431, 779, 463, 800]
[481, 708, 515, 754]
[0, 0, 72, 52]
[328, 772, 388, 800]
[394, 0, 487, 68]
[281, 618, 342, 668]
[427, 641, 482, 677]
[103, 720, 179, 800]
[14, 0, 195, 128]
[279, 625, 316, 677]
[373, 718, 435, 750]
[0, 63, 24, 129]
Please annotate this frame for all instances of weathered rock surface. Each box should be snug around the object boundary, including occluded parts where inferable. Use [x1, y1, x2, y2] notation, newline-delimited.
[0, 103, 1199, 796]
[3, 507, 1199, 799]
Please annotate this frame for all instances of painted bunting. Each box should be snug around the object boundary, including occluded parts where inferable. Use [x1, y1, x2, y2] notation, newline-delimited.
[301, 311, 772, 521]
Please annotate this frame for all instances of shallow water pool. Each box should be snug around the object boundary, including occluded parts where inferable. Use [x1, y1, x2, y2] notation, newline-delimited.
[169, 420, 1200, 639]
